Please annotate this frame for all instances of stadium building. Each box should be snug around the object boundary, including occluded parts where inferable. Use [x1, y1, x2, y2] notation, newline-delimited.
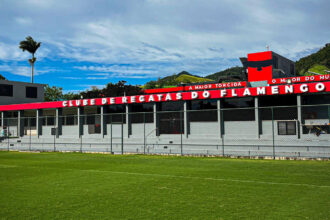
[0, 51, 329, 158]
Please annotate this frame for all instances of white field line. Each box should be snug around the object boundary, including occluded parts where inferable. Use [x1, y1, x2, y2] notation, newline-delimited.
[0, 164, 17, 168]
[22, 164, 330, 189]
[81, 169, 330, 189]
[2, 163, 329, 188]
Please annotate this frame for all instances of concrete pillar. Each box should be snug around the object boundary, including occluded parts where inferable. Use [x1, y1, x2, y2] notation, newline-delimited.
[1, 112, 8, 127]
[55, 108, 62, 138]
[183, 101, 189, 138]
[77, 107, 84, 137]
[126, 105, 131, 137]
[36, 109, 43, 137]
[1, 112, 4, 128]
[17, 110, 24, 137]
[217, 100, 223, 138]
[153, 103, 159, 136]
[255, 97, 261, 138]
[101, 106, 107, 137]
[297, 95, 302, 139]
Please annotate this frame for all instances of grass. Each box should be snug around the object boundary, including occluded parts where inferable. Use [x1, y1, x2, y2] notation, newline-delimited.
[0, 152, 329, 219]
[303, 64, 330, 76]
[176, 74, 213, 83]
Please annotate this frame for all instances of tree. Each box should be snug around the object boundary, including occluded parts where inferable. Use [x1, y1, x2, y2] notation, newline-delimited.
[44, 85, 63, 101]
[79, 81, 142, 99]
[62, 92, 81, 100]
[19, 36, 41, 83]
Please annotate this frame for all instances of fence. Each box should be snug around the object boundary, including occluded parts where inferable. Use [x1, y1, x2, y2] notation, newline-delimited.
[0, 104, 329, 159]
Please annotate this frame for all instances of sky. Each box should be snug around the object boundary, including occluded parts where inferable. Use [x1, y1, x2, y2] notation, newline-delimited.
[0, 0, 329, 93]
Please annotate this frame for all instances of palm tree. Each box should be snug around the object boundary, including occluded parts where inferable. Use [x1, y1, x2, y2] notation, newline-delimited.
[19, 36, 41, 83]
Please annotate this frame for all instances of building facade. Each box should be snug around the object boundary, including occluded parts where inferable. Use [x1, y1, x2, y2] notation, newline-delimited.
[0, 51, 329, 158]
[0, 80, 45, 105]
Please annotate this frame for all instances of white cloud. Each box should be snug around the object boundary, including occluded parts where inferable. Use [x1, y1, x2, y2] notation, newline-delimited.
[0, 64, 57, 77]
[15, 17, 33, 25]
[0, 0, 329, 82]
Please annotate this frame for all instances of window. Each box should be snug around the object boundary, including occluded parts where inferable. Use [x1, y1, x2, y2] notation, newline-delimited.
[42, 116, 55, 126]
[0, 84, 13, 96]
[260, 95, 297, 120]
[86, 115, 96, 125]
[105, 105, 126, 123]
[189, 100, 217, 122]
[222, 97, 255, 121]
[62, 115, 76, 125]
[278, 121, 296, 135]
[26, 87, 38, 98]
[130, 103, 153, 123]
[158, 102, 184, 134]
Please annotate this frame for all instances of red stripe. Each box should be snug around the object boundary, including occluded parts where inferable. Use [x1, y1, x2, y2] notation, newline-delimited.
[0, 81, 329, 111]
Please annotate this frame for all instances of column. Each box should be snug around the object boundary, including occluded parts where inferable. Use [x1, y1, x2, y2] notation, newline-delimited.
[255, 97, 261, 139]
[297, 95, 302, 139]
[1, 112, 8, 128]
[183, 101, 189, 138]
[0, 112, 4, 128]
[36, 109, 43, 137]
[17, 110, 24, 137]
[55, 108, 62, 138]
[101, 106, 107, 137]
[153, 103, 159, 136]
[217, 100, 223, 138]
[77, 107, 84, 137]
[126, 105, 131, 137]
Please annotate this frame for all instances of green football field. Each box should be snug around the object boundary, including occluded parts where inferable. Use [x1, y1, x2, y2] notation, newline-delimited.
[0, 151, 329, 219]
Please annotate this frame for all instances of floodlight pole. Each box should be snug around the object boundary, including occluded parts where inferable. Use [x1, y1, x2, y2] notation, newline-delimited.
[180, 110, 183, 156]
[143, 113, 146, 154]
[271, 107, 275, 159]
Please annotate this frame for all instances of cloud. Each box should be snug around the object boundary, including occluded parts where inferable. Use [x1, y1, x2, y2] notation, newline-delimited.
[15, 17, 33, 25]
[0, 64, 58, 77]
[0, 0, 329, 89]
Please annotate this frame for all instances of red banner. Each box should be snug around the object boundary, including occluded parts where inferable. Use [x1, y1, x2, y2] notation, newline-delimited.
[144, 81, 247, 94]
[270, 74, 330, 84]
[184, 81, 247, 90]
[0, 82, 329, 111]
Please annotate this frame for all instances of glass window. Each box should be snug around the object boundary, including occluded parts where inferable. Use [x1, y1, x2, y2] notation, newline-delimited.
[189, 100, 217, 122]
[130, 103, 153, 123]
[86, 115, 95, 125]
[105, 105, 126, 123]
[0, 84, 13, 96]
[260, 95, 297, 120]
[26, 87, 38, 98]
[158, 102, 184, 134]
[222, 97, 255, 121]
[278, 121, 296, 135]
[62, 115, 76, 125]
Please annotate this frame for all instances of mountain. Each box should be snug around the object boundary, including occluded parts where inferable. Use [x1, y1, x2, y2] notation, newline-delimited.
[295, 43, 330, 76]
[0, 74, 6, 80]
[143, 44, 329, 89]
[144, 71, 213, 89]
[206, 66, 243, 81]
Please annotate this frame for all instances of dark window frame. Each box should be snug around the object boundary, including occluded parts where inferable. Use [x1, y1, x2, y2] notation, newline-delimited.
[0, 84, 13, 97]
[278, 121, 296, 135]
[26, 86, 38, 98]
[130, 103, 154, 124]
[189, 100, 218, 122]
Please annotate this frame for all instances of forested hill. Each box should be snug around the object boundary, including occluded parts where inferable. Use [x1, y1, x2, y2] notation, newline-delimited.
[144, 71, 213, 89]
[295, 43, 330, 75]
[205, 66, 243, 81]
